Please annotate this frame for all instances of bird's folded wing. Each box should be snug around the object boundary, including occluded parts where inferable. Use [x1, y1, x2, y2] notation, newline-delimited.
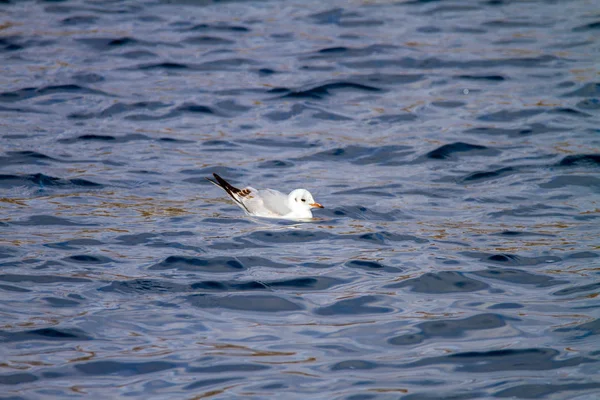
[247, 188, 290, 216]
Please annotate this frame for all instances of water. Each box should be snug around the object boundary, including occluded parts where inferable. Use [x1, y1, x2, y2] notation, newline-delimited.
[1, 0, 599, 398]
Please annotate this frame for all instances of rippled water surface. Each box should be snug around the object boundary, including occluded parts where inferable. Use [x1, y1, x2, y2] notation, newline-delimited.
[2, 0, 600, 398]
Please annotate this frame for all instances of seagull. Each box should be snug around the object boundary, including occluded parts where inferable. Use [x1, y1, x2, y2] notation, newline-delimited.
[206, 173, 324, 219]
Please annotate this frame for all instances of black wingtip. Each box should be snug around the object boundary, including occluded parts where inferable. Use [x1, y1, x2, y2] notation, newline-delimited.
[211, 173, 240, 192]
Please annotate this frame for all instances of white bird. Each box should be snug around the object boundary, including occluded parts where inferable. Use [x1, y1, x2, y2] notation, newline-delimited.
[207, 173, 324, 219]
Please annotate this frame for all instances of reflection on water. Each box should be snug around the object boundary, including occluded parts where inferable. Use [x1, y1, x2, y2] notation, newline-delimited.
[1, 0, 600, 398]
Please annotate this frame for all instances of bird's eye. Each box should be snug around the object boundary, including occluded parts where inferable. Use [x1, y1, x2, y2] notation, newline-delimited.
[301, 199, 306, 202]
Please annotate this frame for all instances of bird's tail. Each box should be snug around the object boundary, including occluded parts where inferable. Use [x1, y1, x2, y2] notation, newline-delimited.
[206, 173, 250, 213]
[206, 173, 241, 194]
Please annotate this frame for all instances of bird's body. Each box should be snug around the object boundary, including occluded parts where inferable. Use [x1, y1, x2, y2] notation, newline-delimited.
[207, 173, 324, 219]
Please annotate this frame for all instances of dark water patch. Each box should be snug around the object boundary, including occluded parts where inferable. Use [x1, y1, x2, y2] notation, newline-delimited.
[0, 36, 24, 52]
[311, 44, 397, 59]
[576, 98, 600, 110]
[554, 319, 600, 338]
[495, 382, 600, 398]
[185, 22, 250, 32]
[0, 373, 38, 385]
[183, 377, 242, 391]
[99, 279, 189, 294]
[557, 154, 600, 167]
[160, 136, 193, 143]
[137, 61, 190, 70]
[120, 50, 158, 59]
[403, 392, 483, 400]
[488, 303, 523, 309]
[0, 151, 59, 166]
[198, 58, 257, 71]
[61, 15, 99, 25]
[168, 103, 218, 117]
[417, 25, 442, 33]
[353, 73, 425, 86]
[0, 84, 111, 103]
[562, 82, 600, 97]
[426, 142, 498, 160]
[192, 276, 344, 292]
[343, 55, 558, 70]
[566, 251, 598, 259]
[0, 284, 31, 293]
[202, 140, 238, 148]
[149, 255, 288, 272]
[540, 175, 600, 190]
[124, 102, 225, 121]
[11, 215, 95, 226]
[174, 102, 220, 115]
[257, 67, 277, 75]
[483, 19, 552, 28]
[386, 271, 489, 293]
[187, 294, 303, 312]
[236, 137, 317, 149]
[76, 37, 149, 51]
[65, 254, 113, 264]
[297, 144, 412, 165]
[43, 296, 82, 307]
[477, 109, 545, 122]
[471, 268, 566, 287]
[460, 167, 518, 183]
[0, 327, 91, 342]
[0, 274, 91, 284]
[465, 123, 564, 137]
[245, 230, 335, 244]
[389, 313, 508, 345]
[307, 8, 345, 24]
[353, 231, 427, 245]
[0, 104, 46, 114]
[488, 203, 574, 219]
[184, 35, 235, 45]
[345, 260, 404, 273]
[270, 81, 381, 100]
[67, 102, 170, 120]
[264, 104, 351, 122]
[316, 295, 393, 316]
[0, 247, 18, 260]
[496, 230, 555, 237]
[367, 113, 417, 124]
[406, 348, 594, 372]
[261, 102, 317, 121]
[333, 184, 402, 198]
[553, 282, 600, 297]
[572, 21, 600, 32]
[462, 252, 562, 266]
[215, 99, 251, 113]
[550, 107, 591, 117]
[0, 173, 103, 189]
[257, 159, 294, 169]
[431, 100, 465, 108]
[456, 74, 505, 81]
[75, 361, 177, 376]
[114, 232, 159, 245]
[327, 206, 404, 221]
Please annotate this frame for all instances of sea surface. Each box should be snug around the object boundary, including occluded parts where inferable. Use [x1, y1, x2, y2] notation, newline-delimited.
[1, 0, 599, 399]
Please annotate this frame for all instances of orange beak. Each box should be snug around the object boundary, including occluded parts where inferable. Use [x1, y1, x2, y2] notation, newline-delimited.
[310, 202, 324, 209]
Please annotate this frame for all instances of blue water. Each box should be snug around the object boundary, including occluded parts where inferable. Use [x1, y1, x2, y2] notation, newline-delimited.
[1, 0, 600, 398]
